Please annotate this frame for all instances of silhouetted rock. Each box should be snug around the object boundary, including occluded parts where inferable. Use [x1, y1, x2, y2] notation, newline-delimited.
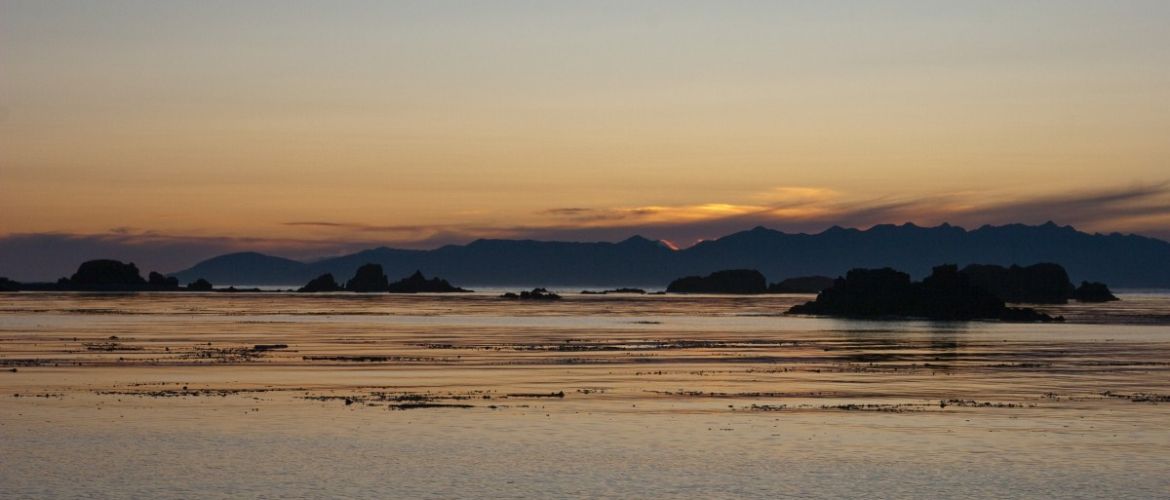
[0, 277, 19, 292]
[960, 263, 1075, 304]
[345, 263, 390, 292]
[67, 260, 146, 289]
[501, 288, 562, 300]
[789, 268, 916, 317]
[187, 278, 214, 291]
[580, 288, 647, 295]
[666, 269, 767, 294]
[788, 265, 1061, 322]
[147, 271, 180, 289]
[767, 276, 834, 294]
[918, 264, 1008, 320]
[1072, 281, 1119, 302]
[297, 274, 341, 293]
[219, 286, 262, 293]
[998, 307, 1061, 323]
[386, 271, 470, 293]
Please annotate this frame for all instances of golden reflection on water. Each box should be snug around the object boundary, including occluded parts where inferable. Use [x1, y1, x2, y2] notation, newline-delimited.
[2, 292, 1168, 413]
[2, 292, 1170, 497]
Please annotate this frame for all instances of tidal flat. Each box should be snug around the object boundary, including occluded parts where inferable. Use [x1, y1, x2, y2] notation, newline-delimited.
[2, 292, 1169, 498]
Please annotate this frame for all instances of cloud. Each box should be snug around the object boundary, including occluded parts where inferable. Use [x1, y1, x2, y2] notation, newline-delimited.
[527, 183, 1170, 245]
[283, 221, 449, 233]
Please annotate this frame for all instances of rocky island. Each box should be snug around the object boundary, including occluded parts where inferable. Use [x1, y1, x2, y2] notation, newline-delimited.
[386, 271, 470, 293]
[1071, 281, 1120, 302]
[788, 265, 1062, 322]
[501, 288, 562, 300]
[345, 264, 391, 292]
[960, 263, 1119, 304]
[580, 288, 648, 295]
[0, 260, 214, 292]
[297, 274, 344, 293]
[297, 265, 469, 293]
[666, 269, 768, 294]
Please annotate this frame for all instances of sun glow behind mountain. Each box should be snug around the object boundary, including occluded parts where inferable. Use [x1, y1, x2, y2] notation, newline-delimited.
[1, 1, 1168, 264]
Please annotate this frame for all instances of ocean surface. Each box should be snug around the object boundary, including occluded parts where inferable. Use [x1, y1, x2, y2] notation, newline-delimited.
[2, 292, 1169, 499]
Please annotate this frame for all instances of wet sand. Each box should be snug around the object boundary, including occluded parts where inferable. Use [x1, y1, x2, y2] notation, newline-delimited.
[2, 292, 1169, 498]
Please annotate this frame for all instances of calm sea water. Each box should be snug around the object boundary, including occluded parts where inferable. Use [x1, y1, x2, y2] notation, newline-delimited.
[2, 292, 1168, 498]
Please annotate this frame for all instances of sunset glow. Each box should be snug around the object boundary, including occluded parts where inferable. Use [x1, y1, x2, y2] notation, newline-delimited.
[2, 1, 1169, 273]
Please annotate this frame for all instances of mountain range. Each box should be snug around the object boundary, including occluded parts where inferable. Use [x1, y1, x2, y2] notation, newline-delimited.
[170, 222, 1170, 288]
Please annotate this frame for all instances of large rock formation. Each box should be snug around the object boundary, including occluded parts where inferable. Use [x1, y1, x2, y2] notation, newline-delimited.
[788, 265, 1060, 322]
[67, 260, 146, 289]
[186, 278, 214, 291]
[386, 271, 469, 293]
[666, 269, 767, 294]
[148, 271, 180, 289]
[4, 261, 202, 292]
[1072, 281, 1119, 302]
[960, 263, 1075, 304]
[0, 277, 19, 292]
[345, 263, 390, 292]
[767, 276, 835, 294]
[297, 274, 342, 292]
[501, 288, 562, 300]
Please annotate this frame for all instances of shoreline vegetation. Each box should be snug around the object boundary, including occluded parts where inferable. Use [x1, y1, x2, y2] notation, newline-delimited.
[0, 258, 1119, 323]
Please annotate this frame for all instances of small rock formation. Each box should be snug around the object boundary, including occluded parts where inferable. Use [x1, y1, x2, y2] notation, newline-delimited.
[345, 263, 390, 292]
[1072, 281, 1119, 302]
[788, 265, 1061, 322]
[580, 288, 647, 295]
[186, 278, 214, 291]
[767, 276, 835, 294]
[148, 271, 180, 289]
[960, 263, 1075, 304]
[0, 277, 19, 292]
[501, 288, 562, 300]
[386, 271, 470, 293]
[666, 269, 767, 294]
[67, 260, 146, 289]
[297, 274, 342, 293]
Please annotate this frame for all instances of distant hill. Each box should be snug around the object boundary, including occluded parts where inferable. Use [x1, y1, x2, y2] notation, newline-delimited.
[169, 223, 1170, 288]
[172, 252, 314, 286]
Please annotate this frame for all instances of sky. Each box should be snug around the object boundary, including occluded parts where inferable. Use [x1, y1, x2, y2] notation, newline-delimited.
[2, 1, 1169, 279]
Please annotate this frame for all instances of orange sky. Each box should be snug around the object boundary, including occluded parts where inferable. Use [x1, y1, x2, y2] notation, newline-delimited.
[2, 1, 1169, 252]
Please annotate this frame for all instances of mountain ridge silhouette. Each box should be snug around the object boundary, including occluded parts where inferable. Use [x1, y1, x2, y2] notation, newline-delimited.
[169, 222, 1170, 288]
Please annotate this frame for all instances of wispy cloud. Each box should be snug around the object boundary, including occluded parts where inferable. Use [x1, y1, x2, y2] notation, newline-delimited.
[529, 183, 1170, 244]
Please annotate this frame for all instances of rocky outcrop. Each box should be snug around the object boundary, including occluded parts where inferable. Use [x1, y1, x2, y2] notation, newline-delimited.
[186, 278, 214, 291]
[788, 265, 1061, 322]
[0, 277, 19, 292]
[345, 263, 390, 292]
[666, 269, 767, 294]
[501, 288, 562, 300]
[297, 274, 342, 292]
[148, 272, 180, 289]
[580, 288, 647, 295]
[767, 276, 834, 294]
[386, 271, 469, 293]
[960, 263, 1075, 304]
[67, 260, 146, 289]
[1072, 281, 1119, 302]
